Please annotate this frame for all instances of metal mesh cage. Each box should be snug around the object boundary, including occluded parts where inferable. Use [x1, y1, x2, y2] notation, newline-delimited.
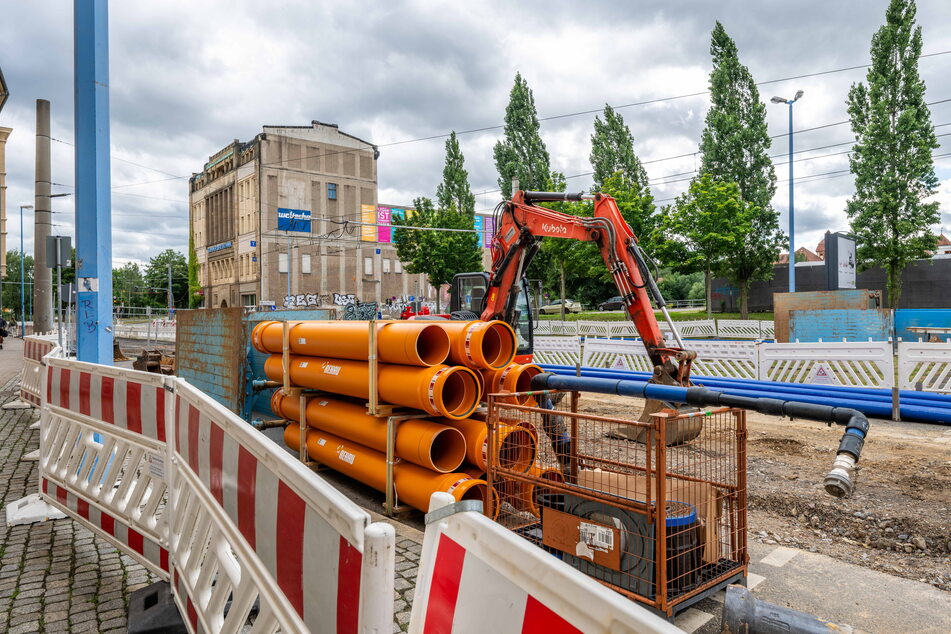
[486, 390, 748, 615]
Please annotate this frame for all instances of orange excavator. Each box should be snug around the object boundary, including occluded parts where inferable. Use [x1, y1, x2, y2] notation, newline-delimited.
[445, 190, 695, 388]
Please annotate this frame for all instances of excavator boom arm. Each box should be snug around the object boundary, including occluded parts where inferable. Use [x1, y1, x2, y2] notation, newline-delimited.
[480, 190, 692, 385]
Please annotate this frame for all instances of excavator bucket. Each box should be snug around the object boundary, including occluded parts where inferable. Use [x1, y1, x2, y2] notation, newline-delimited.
[610, 397, 703, 446]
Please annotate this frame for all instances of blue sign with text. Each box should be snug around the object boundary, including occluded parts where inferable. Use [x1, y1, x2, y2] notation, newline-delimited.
[277, 208, 312, 232]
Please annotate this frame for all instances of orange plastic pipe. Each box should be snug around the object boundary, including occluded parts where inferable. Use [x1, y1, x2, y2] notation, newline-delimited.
[481, 363, 544, 404]
[506, 465, 567, 517]
[271, 392, 466, 472]
[439, 417, 537, 473]
[284, 425, 489, 513]
[263, 355, 480, 419]
[427, 320, 516, 370]
[251, 320, 450, 367]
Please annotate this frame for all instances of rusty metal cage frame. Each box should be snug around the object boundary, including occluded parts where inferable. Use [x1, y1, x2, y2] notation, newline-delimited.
[485, 389, 748, 616]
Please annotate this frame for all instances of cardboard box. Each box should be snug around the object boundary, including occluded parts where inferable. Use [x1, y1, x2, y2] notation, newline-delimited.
[576, 469, 722, 564]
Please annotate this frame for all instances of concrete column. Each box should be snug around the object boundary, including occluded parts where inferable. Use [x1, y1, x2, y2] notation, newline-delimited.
[34, 99, 53, 332]
[0, 127, 9, 280]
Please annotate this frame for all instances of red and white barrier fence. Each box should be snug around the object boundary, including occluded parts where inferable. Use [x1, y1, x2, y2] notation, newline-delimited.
[31, 352, 394, 633]
[408, 492, 681, 634]
[21, 336, 57, 406]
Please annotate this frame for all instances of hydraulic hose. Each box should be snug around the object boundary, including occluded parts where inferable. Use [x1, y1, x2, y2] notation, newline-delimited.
[531, 372, 868, 498]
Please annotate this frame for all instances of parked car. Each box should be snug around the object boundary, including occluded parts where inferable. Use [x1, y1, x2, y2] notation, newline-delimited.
[539, 299, 582, 314]
[598, 296, 624, 311]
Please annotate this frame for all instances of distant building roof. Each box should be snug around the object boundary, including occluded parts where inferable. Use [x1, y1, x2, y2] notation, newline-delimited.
[777, 247, 822, 264]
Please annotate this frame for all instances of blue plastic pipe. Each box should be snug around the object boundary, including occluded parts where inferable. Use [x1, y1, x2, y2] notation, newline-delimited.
[538, 365, 951, 424]
[537, 365, 951, 410]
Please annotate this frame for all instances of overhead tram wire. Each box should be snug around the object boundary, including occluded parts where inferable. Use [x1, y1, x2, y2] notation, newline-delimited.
[47, 49, 951, 193]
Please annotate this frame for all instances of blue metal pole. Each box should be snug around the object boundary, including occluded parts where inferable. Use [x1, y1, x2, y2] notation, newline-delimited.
[74, 0, 113, 364]
[19, 206, 24, 337]
[788, 100, 795, 293]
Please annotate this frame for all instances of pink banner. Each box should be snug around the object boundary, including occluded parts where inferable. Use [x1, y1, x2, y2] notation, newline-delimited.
[377, 206, 392, 243]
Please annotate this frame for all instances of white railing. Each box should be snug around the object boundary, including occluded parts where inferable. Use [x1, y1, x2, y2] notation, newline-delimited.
[758, 341, 894, 388]
[540, 337, 901, 388]
[531, 336, 582, 367]
[580, 338, 758, 379]
[21, 336, 58, 406]
[536, 318, 773, 340]
[898, 340, 951, 393]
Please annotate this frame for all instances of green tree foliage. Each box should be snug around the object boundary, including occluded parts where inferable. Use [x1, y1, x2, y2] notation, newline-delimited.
[113, 262, 144, 311]
[187, 229, 202, 308]
[436, 132, 476, 214]
[590, 104, 650, 192]
[395, 134, 481, 311]
[697, 22, 784, 318]
[846, 0, 939, 308]
[494, 73, 552, 199]
[144, 249, 189, 309]
[394, 199, 480, 312]
[653, 175, 750, 319]
[2, 251, 34, 321]
[657, 270, 705, 303]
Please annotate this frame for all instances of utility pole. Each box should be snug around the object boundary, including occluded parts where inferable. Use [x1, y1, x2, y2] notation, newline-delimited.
[167, 262, 173, 313]
[74, 0, 114, 363]
[771, 90, 804, 293]
[34, 99, 53, 332]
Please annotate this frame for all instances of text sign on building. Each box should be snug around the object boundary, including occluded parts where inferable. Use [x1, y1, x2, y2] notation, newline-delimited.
[824, 232, 857, 290]
[475, 215, 484, 248]
[208, 241, 233, 253]
[277, 208, 311, 233]
[377, 205, 392, 243]
[361, 204, 377, 242]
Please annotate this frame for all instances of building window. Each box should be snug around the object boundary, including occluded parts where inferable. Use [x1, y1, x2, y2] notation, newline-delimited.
[364, 257, 373, 276]
[278, 253, 288, 273]
[395, 260, 403, 274]
[242, 294, 257, 307]
[327, 183, 337, 200]
[302, 254, 312, 274]
[383, 259, 390, 273]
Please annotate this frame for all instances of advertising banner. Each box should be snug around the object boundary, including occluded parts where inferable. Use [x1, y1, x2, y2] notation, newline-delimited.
[361, 204, 377, 242]
[277, 208, 311, 232]
[483, 215, 496, 249]
[474, 215, 484, 248]
[837, 234, 856, 289]
[377, 205, 392, 243]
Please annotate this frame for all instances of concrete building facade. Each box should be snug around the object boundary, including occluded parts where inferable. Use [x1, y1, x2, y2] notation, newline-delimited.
[189, 121, 432, 311]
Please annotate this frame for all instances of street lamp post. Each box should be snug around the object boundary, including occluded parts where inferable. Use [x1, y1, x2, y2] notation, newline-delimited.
[771, 90, 804, 293]
[19, 204, 33, 337]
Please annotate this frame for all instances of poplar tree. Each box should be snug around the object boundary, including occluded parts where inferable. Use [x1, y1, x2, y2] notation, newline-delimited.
[590, 104, 650, 191]
[395, 134, 480, 311]
[494, 73, 552, 198]
[436, 132, 476, 215]
[698, 22, 784, 318]
[846, 0, 939, 308]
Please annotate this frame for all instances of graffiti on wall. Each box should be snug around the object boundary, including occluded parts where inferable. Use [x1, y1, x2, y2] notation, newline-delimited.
[343, 302, 379, 320]
[283, 294, 319, 308]
[333, 293, 357, 306]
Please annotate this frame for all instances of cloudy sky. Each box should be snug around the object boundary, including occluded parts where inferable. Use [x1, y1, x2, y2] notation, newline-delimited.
[1, 0, 950, 268]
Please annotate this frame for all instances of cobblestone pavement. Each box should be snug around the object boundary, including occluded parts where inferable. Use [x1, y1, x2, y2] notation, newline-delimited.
[0, 337, 160, 633]
[393, 537, 421, 632]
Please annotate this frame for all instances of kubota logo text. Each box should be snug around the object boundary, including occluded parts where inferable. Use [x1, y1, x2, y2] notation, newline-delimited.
[542, 223, 568, 234]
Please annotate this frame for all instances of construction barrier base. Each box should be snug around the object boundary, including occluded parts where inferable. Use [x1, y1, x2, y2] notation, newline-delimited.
[127, 582, 187, 634]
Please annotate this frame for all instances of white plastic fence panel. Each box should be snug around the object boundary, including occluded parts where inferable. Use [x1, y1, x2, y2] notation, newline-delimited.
[581, 338, 654, 372]
[898, 341, 951, 393]
[716, 319, 764, 339]
[408, 493, 681, 634]
[532, 336, 582, 367]
[537, 320, 577, 336]
[41, 357, 173, 580]
[758, 341, 894, 388]
[575, 320, 611, 337]
[759, 320, 775, 339]
[688, 340, 760, 380]
[168, 378, 392, 634]
[669, 319, 717, 339]
[607, 321, 639, 338]
[533, 320, 553, 335]
[21, 336, 57, 406]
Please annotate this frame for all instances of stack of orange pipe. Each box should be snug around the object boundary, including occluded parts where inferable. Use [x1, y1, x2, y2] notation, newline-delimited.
[481, 363, 544, 404]
[252, 318, 520, 513]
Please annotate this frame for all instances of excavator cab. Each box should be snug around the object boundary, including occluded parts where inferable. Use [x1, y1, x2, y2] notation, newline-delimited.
[450, 272, 534, 362]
